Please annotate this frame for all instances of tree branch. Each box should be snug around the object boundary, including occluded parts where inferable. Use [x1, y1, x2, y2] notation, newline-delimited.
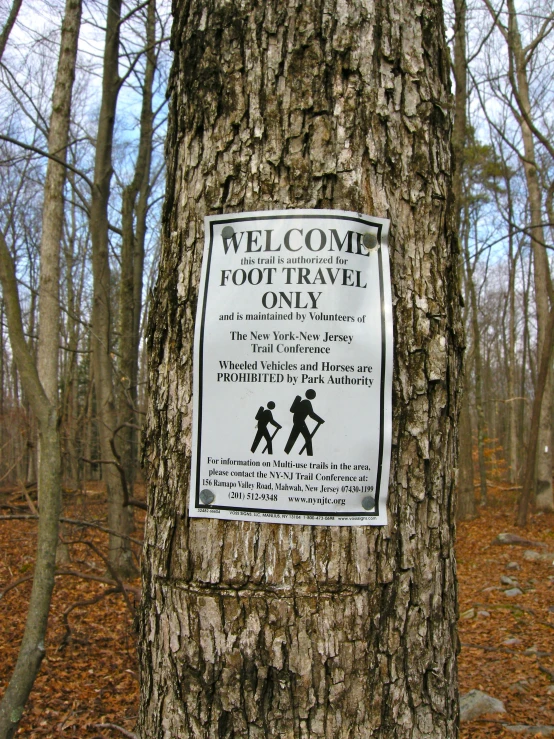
[0, 0, 23, 61]
[0, 133, 93, 189]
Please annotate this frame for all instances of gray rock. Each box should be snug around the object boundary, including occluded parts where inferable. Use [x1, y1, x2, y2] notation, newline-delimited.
[478, 610, 491, 618]
[507, 561, 520, 570]
[493, 532, 546, 547]
[524, 645, 549, 657]
[504, 725, 554, 736]
[504, 587, 523, 596]
[501, 575, 518, 586]
[503, 638, 522, 646]
[460, 690, 506, 721]
[523, 549, 554, 562]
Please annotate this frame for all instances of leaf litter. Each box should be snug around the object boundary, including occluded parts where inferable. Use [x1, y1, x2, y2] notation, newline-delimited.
[1, 483, 553, 737]
[458, 487, 554, 738]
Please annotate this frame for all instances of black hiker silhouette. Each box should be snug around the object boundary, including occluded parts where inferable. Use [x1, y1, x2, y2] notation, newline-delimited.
[284, 389, 325, 456]
[251, 401, 282, 455]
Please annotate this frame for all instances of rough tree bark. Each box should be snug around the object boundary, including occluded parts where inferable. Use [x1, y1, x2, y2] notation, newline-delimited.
[138, 1, 462, 737]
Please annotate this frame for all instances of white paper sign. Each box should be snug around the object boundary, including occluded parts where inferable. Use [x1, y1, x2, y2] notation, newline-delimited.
[189, 209, 392, 526]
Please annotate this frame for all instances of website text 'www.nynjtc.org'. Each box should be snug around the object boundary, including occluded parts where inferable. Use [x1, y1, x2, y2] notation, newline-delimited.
[288, 496, 346, 506]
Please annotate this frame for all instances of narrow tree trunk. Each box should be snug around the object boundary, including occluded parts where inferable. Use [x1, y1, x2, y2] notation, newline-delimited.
[457, 373, 476, 520]
[506, 0, 553, 511]
[0, 0, 81, 731]
[118, 0, 156, 494]
[452, 0, 476, 520]
[89, 0, 135, 577]
[82, 366, 93, 482]
[0, 0, 23, 60]
[0, 232, 62, 739]
[520, 250, 532, 446]
[37, 0, 81, 407]
[464, 232, 488, 505]
[138, 1, 462, 736]
[61, 232, 79, 485]
[506, 174, 519, 483]
[0, 300, 4, 480]
[36, 0, 82, 561]
[25, 291, 37, 486]
[518, 306, 554, 525]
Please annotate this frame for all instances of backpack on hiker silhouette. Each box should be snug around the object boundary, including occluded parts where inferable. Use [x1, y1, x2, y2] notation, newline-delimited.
[290, 395, 301, 413]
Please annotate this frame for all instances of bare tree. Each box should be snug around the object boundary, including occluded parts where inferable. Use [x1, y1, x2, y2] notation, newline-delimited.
[117, 0, 157, 496]
[480, 0, 554, 511]
[452, 0, 478, 520]
[138, 0, 462, 735]
[89, 0, 136, 578]
[0, 0, 81, 733]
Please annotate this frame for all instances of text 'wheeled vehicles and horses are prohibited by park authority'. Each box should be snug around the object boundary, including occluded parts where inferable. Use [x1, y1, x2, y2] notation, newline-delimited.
[189, 209, 393, 526]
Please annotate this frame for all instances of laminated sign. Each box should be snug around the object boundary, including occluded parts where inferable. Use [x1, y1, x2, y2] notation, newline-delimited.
[189, 209, 393, 526]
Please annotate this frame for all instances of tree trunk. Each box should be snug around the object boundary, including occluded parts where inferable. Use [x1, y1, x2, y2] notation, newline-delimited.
[138, 1, 462, 736]
[520, 250, 532, 447]
[0, 0, 23, 60]
[457, 371, 476, 521]
[0, 0, 81, 732]
[24, 291, 37, 486]
[464, 230, 488, 505]
[36, 0, 82, 564]
[506, 172, 519, 484]
[60, 215, 80, 485]
[0, 233, 62, 739]
[89, 0, 135, 577]
[505, 0, 553, 511]
[118, 0, 156, 495]
[452, 0, 476, 520]
[517, 305, 554, 526]
[37, 0, 81, 408]
[0, 300, 4, 480]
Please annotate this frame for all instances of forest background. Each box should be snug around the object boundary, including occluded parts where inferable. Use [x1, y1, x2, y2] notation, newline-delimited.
[0, 0, 554, 735]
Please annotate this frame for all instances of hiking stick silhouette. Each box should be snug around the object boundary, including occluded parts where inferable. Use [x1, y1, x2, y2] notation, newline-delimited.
[262, 426, 281, 453]
[299, 420, 323, 455]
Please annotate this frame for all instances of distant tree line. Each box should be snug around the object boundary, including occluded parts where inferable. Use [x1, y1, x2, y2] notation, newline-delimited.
[450, 0, 554, 523]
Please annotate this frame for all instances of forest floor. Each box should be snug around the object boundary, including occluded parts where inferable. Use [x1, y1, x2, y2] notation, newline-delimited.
[0, 483, 553, 738]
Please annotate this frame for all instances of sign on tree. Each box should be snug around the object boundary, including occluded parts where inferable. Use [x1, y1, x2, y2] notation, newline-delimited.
[190, 209, 392, 525]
